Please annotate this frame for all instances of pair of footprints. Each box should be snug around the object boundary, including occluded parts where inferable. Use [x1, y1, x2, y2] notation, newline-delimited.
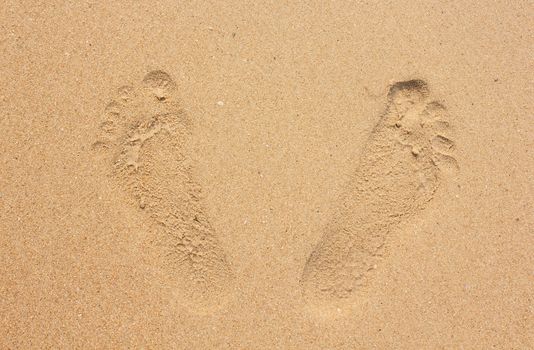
[93, 71, 458, 308]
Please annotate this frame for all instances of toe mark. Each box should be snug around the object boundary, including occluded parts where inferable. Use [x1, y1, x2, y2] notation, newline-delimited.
[432, 135, 455, 153]
[104, 101, 121, 117]
[143, 70, 176, 100]
[432, 153, 459, 173]
[388, 79, 429, 103]
[99, 120, 115, 133]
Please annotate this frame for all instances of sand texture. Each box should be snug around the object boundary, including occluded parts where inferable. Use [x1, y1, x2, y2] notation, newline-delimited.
[1, 1, 533, 349]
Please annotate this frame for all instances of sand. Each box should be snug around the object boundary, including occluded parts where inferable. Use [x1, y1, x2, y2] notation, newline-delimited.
[1, 1, 533, 348]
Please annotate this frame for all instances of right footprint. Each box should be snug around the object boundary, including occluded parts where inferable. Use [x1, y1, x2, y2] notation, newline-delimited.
[92, 71, 233, 309]
[301, 80, 458, 304]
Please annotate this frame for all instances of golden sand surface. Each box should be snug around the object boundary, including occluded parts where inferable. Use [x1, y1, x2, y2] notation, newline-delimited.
[1, 1, 532, 348]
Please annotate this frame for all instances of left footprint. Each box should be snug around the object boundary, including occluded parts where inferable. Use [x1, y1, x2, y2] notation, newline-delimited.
[93, 70, 233, 308]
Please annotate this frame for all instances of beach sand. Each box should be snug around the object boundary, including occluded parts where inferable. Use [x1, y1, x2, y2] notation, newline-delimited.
[1, 1, 533, 348]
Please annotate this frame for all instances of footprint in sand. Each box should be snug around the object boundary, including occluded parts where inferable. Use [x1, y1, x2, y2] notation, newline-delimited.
[93, 70, 232, 308]
[301, 79, 458, 304]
